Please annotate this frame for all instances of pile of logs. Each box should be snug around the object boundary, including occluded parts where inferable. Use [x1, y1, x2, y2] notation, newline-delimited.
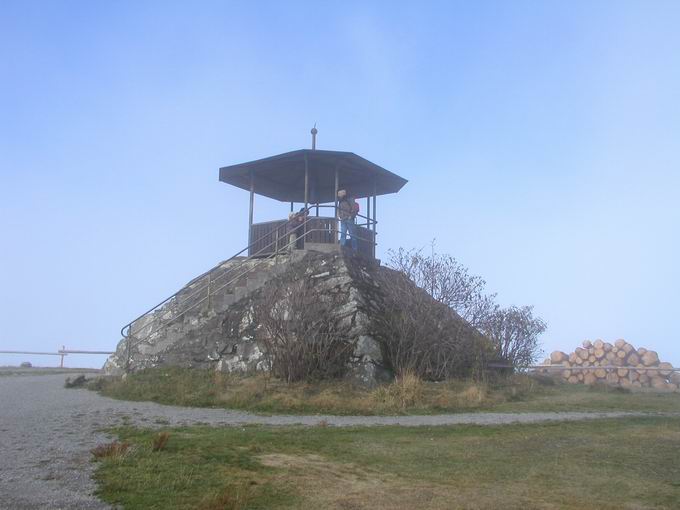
[543, 340, 678, 390]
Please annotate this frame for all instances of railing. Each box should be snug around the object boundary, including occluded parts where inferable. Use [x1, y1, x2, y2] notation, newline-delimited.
[120, 212, 376, 371]
[0, 347, 114, 368]
[249, 204, 377, 257]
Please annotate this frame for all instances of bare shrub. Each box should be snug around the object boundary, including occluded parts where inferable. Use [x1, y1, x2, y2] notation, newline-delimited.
[253, 274, 355, 383]
[387, 245, 498, 328]
[91, 441, 130, 460]
[387, 243, 547, 372]
[481, 306, 546, 368]
[371, 267, 489, 380]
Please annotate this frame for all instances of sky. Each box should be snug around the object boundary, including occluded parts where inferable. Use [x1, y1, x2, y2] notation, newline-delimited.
[1, 0, 679, 369]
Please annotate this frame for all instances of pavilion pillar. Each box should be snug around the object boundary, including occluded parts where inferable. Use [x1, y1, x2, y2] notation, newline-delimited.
[248, 170, 254, 250]
[304, 153, 309, 246]
[334, 166, 339, 243]
[372, 179, 377, 258]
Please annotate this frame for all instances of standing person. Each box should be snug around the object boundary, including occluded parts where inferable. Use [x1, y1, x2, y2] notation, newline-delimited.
[287, 207, 308, 251]
[337, 189, 358, 251]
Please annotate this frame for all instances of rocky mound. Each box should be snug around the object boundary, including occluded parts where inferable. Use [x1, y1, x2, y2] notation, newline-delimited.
[105, 249, 483, 385]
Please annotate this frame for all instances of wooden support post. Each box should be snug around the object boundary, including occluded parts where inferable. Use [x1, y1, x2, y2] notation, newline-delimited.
[60, 345, 65, 368]
[372, 180, 377, 258]
[366, 196, 370, 229]
[248, 170, 254, 251]
[334, 166, 339, 243]
[303, 154, 309, 247]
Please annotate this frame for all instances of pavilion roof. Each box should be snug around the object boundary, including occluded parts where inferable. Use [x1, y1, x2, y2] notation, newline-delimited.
[219, 149, 407, 203]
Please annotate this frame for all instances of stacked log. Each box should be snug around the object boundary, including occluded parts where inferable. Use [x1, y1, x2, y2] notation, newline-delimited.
[543, 340, 678, 391]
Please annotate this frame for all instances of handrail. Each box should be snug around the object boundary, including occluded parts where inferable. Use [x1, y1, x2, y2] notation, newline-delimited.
[120, 207, 317, 339]
[121, 224, 375, 364]
[301, 203, 377, 227]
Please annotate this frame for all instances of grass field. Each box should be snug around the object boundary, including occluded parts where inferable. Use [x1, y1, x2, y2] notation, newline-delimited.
[90, 367, 680, 415]
[94, 416, 680, 509]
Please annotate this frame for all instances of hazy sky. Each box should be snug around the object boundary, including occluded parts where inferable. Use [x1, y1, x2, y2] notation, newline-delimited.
[2, 0, 679, 368]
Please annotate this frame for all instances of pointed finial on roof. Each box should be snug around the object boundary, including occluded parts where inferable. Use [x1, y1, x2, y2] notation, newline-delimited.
[311, 123, 318, 150]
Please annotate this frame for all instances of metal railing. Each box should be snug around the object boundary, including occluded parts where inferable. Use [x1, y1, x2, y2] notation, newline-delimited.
[120, 213, 375, 370]
[0, 347, 114, 368]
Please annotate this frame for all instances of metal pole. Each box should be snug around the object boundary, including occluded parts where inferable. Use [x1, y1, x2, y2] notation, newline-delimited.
[248, 170, 254, 251]
[334, 166, 339, 244]
[372, 180, 377, 258]
[60, 345, 65, 368]
[304, 153, 309, 247]
[366, 196, 370, 229]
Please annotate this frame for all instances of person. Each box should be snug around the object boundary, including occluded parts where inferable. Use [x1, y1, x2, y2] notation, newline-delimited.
[287, 207, 308, 251]
[337, 189, 358, 251]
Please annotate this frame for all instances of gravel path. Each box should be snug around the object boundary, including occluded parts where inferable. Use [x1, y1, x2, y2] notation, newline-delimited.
[0, 373, 669, 509]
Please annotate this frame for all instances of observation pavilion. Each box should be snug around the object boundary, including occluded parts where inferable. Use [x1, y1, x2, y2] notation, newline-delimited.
[218, 129, 407, 259]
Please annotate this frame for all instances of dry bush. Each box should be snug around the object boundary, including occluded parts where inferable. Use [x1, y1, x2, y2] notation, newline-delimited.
[387, 245, 546, 371]
[91, 441, 130, 461]
[481, 306, 546, 368]
[372, 266, 490, 380]
[253, 274, 355, 383]
[372, 371, 425, 409]
[199, 482, 255, 510]
[152, 431, 170, 452]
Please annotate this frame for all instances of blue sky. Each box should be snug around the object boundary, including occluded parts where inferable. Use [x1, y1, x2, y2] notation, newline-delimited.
[1, 0, 679, 368]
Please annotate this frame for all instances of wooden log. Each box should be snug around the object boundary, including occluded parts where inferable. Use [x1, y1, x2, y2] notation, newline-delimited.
[594, 368, 607, 379]
[568, 375, 579, 384]
[622, 343, 634, 354]
[670, 372, 680, 385]
[658, 362, 673, 377]
[614, 339, 626, 349]
[630, 371, 640, 381]
[637, 347, 647, 356]
[651, 377, 669, 390]
[603, 342, 613, 352]
[550, 351, 569, 364]
[582, 340, 593, 349]
[588, 355, 596, 363]
[639, 374, 650, 385]
[616, 350, 627, 359]
[593, 339, 604, 350]
[631, 380, 642, 388]
[569, 353, 579, 364]
[617, 368, 629, 377]
[574, 356, 584, 365]
[576, 347, 589, 360]
[606, 372, 619, 385]
[584, 373, 597, 385]
[562, 370, 572, 379]
[605, 352, 617, 362]
[627, 353, 640, 366]
[577, 372, 584, 382]
[593, 348, 605, 359]
[641, 351, 659, 366]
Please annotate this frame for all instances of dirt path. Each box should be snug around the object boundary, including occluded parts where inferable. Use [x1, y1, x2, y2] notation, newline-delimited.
[0, 373, 666, 509]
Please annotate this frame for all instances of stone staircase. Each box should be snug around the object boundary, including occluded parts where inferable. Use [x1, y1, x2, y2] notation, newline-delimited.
[128, 252, 301, 346]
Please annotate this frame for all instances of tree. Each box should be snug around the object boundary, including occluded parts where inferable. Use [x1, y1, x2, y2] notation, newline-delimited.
[481, 306, 546, 368]
[387, 243, 547, 370]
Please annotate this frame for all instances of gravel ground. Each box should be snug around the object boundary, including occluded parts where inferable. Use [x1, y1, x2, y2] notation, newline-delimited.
[0, 373, 667, 510]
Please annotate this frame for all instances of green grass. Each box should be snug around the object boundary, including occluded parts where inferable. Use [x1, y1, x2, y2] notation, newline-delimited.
[89, 367, 680, 415]
[94, 416, 680, 509]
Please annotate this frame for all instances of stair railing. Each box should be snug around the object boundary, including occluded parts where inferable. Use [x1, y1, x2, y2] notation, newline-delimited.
[120, 214, 375, 371]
